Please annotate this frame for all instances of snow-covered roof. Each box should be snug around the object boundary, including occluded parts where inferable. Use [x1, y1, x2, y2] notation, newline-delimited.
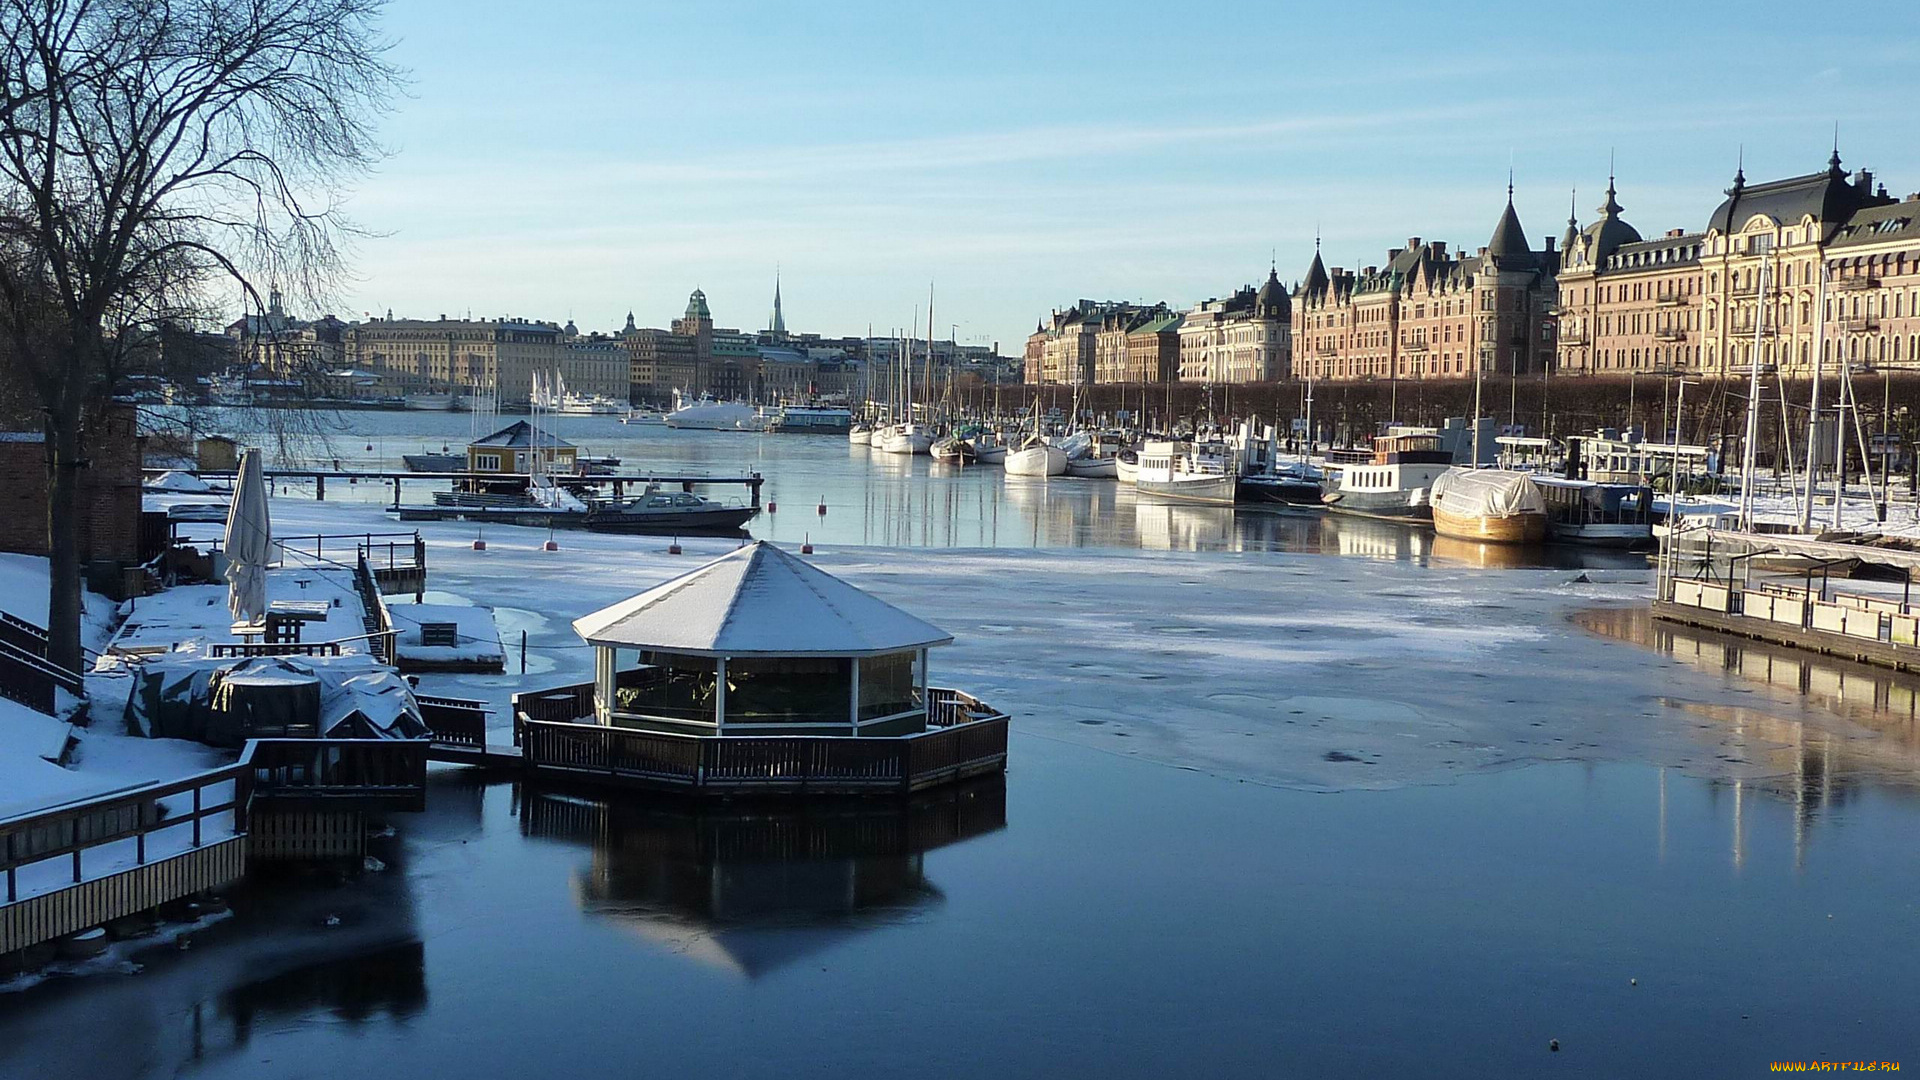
[572, 542, 952, 658]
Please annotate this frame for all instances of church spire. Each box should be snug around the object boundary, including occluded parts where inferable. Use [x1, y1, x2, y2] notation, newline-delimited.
[769, 268, 786, 336]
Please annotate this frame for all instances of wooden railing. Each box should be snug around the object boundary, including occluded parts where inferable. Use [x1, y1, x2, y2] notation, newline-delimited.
[0, 737, 428, 953]
[245, 738, 428, 812]
[416, 693, 489, 751]
[209, 640, 344, 659]
[512, 684, 1010, 795]
[1, 767, 242, 906]
[0, 636, 85, 715]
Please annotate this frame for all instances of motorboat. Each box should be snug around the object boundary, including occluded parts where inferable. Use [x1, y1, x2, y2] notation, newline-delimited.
[1134, 440, 1237, 505]
[621, 408, 668, 425]
[583, 485, 759, 534]
[1428, 468, 1548, 545]
[403, 392, 458, 411]
[1319, 433, 1453, 522]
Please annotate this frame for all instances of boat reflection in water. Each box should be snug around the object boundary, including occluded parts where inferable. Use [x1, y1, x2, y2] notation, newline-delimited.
[518, 779, 1007, 978]
[1575, 605, 1920, 862]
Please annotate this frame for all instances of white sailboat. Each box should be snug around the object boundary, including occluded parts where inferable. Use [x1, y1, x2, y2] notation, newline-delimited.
[1004, 402, 1066, 477]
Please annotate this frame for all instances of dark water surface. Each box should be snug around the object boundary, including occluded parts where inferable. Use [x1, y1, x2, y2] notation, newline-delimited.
[4, 735, 1918, 1079]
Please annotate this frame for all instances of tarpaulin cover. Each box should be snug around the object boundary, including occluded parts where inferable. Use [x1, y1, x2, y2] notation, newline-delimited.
[126, 654, 428, 747]
[1429, 468, 1546, 520]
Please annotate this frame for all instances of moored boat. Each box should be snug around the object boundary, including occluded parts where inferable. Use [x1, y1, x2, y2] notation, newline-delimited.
[1535, 477, 1654, 547]
[1428, 468, 1548, 545]
[930, 435, 976, 464]
[665, 395, 759, 430]
[1115, 449, 1139, 484]
[848, 423, 874, 446]
[1134, 440, 1237, 505]
[1319, 432, 1453, 521]
[582, 485, 759, 534]
[1004, 436, 1067, 477]
[876, 422, 933, 455]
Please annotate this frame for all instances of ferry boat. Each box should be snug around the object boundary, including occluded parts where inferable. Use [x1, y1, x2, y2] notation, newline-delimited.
[1428, 468, 1548, 545]
[404, 392, 459, 411]
[1534, 477, 1655, 547]
[1134, 440, 1237, 505]
[1319, 433, 1453, 521]
[664, 394, 759, 430]
[767, 405, 853, 434]
[557, 393, 627, 416]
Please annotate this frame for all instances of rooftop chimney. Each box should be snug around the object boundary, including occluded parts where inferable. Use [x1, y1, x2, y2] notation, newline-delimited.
[1667, 228, 1686, 237]
[1407, 237, 1422, 251]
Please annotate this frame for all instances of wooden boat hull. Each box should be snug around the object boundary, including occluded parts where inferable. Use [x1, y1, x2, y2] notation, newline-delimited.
[1431, 506, 1547, 545]
[1135, 473, 1237, 506]
[1065, 457, 1117, 479]
[1005, 445, 1067, 477]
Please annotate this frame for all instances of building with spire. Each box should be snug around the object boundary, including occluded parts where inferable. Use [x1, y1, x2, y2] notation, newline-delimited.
[767, 274, 788, 339]
[1292, 187, 1559, 385]
[1176, 268, 1292, 383]
[1553, 148, 1919, 380]
[1555, 175, 1705, 376]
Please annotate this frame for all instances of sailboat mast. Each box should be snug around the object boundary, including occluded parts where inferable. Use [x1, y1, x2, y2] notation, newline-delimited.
[1738, 253, 1771, 530]
[1801, 261, 1826, 532]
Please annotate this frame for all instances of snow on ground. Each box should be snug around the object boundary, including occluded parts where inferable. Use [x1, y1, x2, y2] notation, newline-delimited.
[259, 495, 1882, 793]
[387, 602, 503, 667]
[0, 552, 118, 650]
[107, 563, 369, 658]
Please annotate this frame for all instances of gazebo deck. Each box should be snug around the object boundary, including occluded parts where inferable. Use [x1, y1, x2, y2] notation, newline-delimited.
[510, 684, 1009, 796]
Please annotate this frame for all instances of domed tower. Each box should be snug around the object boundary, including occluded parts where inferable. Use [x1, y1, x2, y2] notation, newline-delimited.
[1256, 265, 1290, 319]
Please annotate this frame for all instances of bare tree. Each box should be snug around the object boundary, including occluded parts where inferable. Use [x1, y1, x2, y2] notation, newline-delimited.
[0, 0, 400, 671]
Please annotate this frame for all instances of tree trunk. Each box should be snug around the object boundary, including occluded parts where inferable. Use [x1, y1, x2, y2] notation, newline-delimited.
[44, 404, 86, 676]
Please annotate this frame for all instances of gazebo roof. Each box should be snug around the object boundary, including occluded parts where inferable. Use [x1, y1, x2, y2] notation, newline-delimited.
[573, 542, 953, 658]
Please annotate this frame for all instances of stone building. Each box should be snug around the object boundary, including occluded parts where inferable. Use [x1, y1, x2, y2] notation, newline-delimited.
[1091, 304, 1181, 384]
[345, 316, 564, 405]
[1555, 179, 1707, 375]
[1825, 191, 1920, 372]
[1176, 269, 1290, 383]
[226, 286, 345, 377]
[1293, 190, 1558, 383]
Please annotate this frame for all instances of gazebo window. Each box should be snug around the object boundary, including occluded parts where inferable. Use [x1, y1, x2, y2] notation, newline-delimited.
[725, 656, 853, 726]
[857, 651, 922, 722]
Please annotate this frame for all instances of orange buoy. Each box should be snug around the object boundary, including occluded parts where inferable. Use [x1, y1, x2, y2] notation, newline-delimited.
[801, 533, 814, 555]
[543, 539, 559, 551]
[668, 538, 682, 555]
[472, 539, 486, 551]
[767, 500, 776, 513]
[816, 498, 827, 516]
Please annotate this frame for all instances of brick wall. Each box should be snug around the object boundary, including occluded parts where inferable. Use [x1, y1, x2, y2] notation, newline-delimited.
[0, 402, 144, 565]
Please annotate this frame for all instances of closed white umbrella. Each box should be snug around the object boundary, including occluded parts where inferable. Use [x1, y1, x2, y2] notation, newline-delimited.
[224, 447, 273, 626]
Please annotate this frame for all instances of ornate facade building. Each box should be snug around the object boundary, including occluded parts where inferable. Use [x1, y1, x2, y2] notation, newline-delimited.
[1293, 191, 1558, 383]
[1556, 152, 1919, 378]
[1175, 270, 1291, 383]
[1555, 180, 1706, 374]
[1092, 303, 1181, 384]
[344, 316, 565, 404]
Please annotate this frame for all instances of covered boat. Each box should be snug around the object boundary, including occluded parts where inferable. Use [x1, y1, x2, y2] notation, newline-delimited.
[1428, 468, 1548, 545]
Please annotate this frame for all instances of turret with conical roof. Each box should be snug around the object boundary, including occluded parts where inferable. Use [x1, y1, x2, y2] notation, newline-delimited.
[1487, 179, 1532, 264]
[1298, 239, 1331, 301]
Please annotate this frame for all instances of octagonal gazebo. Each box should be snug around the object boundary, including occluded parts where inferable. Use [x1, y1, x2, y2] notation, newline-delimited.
[511, 543, 1007, 795]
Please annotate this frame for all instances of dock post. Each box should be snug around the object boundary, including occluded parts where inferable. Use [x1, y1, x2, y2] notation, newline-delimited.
[750, 475, 762, 508]
[393, 477, 401, 507]
[315, 474, 326, 501]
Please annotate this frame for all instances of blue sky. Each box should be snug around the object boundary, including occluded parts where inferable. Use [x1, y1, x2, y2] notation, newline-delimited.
[331, 0, 1920, 353]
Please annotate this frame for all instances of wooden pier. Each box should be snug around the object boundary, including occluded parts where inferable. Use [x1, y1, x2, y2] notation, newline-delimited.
[144, 467, 765, 507]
